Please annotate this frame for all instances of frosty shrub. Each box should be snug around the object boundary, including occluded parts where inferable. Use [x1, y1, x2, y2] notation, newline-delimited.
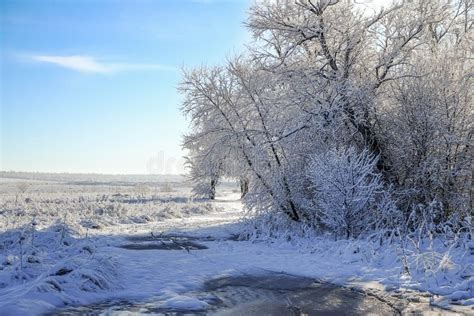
[308, 147, 396, 238]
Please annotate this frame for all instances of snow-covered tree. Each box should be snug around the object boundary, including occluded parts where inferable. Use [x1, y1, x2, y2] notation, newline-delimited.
[181, 0, 472, 237]
[181, 66, 242, 199]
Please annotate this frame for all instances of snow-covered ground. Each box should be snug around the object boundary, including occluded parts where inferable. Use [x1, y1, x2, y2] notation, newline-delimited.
[0, 176, 472, 315]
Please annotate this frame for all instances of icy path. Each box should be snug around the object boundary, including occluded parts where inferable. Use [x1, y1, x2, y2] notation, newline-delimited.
[47, 193, 469, 315]
[93, 194, 247, 304]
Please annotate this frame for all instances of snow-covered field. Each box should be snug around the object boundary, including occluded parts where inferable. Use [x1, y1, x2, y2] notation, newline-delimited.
[0, 175, 472, 315]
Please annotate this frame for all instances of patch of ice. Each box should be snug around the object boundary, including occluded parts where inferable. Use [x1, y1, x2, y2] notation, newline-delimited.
[159, 295, 210, 310]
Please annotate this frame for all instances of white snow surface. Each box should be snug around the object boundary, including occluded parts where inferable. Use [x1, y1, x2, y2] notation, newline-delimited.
[0, 179, 472, 315]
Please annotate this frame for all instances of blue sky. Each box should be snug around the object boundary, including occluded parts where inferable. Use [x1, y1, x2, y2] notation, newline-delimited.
[1, 0, 251, 174]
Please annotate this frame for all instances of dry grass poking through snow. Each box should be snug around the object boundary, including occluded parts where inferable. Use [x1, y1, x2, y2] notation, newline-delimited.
[0, 177, 220, 313]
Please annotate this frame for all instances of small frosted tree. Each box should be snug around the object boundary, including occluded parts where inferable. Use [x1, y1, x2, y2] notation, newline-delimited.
[183, 150, 222, 200]
[308, 146, 390, 238]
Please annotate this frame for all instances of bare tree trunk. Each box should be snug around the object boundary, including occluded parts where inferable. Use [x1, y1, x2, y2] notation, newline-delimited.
[240, 177, 249, 198]
[342, 100, 394, 180]
[209, 177, 217, 200]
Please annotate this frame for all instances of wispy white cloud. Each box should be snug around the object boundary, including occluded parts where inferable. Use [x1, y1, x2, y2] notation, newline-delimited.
[29, 54, 175, 74]
[32, 55, 108, 73]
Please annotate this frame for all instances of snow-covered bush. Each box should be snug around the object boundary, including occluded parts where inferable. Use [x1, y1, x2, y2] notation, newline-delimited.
[307, 146, 398, 238]
[382, 51, 472, 225]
